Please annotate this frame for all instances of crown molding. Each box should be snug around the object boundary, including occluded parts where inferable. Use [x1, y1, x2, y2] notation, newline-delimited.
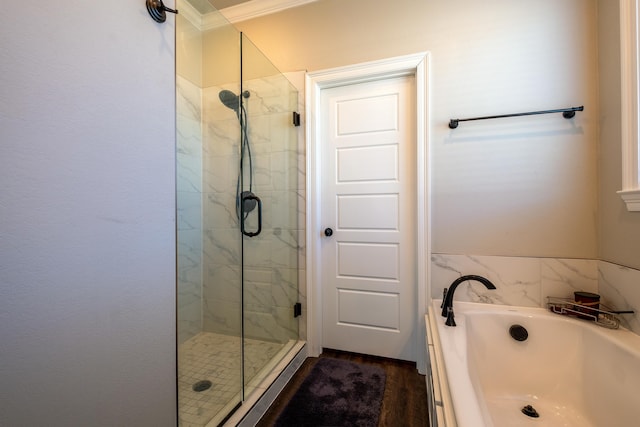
[178, 0, 235, 31]
[179, 0, 203, 28]
[220, 0, 318, 23]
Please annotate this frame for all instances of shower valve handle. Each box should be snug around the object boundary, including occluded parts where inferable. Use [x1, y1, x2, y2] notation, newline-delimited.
[241, 194, 262, 237]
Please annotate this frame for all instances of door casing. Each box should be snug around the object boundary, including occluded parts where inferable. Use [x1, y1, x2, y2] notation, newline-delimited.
[305, 53, 431, 373]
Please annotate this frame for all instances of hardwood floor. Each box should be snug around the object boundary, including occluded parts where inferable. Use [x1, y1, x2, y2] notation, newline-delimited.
[256, 349, 430, 427]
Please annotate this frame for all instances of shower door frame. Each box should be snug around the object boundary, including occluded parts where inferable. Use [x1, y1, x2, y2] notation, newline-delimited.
[236, 30, 301, 408]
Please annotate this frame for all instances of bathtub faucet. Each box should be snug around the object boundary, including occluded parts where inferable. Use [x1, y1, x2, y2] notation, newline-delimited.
[441, 275, 496, 326]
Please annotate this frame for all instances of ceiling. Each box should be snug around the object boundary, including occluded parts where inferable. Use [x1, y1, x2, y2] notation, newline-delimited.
[209, 0, 317, 12]
[183, 0, 316, 23]
[209, 0, 253, 10]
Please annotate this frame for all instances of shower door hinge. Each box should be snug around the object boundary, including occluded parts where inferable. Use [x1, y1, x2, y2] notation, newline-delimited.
[293, 302, 302, 318]
[292, 112, 301, 127]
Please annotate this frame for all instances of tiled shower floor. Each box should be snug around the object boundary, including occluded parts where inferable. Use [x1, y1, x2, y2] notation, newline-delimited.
[178, 332, 286, 427]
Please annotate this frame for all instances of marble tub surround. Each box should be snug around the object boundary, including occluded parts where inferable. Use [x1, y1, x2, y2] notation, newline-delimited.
[598, 261, 640, 335]
[431, 254, 640, 335]
[431, 254, 598, 308]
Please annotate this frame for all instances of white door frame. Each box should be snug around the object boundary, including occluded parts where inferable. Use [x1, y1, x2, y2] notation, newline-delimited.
[305, 52, 431, 373]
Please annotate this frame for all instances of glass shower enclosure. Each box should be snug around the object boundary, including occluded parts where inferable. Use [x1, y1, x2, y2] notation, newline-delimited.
[176, 1, 300, 425]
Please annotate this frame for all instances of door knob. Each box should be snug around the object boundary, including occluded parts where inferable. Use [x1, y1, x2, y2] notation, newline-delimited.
[324, 228, 333, 237]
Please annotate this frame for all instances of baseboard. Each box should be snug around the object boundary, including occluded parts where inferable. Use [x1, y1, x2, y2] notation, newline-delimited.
[234, 343, 308, 426]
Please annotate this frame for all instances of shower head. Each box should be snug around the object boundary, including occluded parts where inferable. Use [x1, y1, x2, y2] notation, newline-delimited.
[219, 89, 250, 114]
[219, 90, 240, 113]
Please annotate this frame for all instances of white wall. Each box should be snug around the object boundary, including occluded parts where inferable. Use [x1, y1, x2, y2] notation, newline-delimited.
[0, 2, 177, 425]
[234, 0, 640, 338]
[236, 0, 599, 260]
[597, 0, 640, 270]
[425, 0, 598, 258]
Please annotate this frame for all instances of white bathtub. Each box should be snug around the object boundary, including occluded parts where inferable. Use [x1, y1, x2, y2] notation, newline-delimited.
[426, 300, 640, 427]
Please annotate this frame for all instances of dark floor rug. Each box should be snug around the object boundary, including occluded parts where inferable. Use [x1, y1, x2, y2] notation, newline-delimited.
[274, 357, 386, 427]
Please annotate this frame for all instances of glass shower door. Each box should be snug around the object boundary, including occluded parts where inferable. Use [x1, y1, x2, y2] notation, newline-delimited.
[176, 3, 300, 425]
[239, 34, 300, 399]
[176, 2, 245, 425]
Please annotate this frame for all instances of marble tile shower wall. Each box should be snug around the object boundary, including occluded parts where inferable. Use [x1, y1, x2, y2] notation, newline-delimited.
[201, 77, 300, 343]
[431, 254, 640, 335]
[177, 75, 203, 344]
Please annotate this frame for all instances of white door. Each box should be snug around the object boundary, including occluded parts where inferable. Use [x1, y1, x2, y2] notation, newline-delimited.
[320, 76, 417, 361]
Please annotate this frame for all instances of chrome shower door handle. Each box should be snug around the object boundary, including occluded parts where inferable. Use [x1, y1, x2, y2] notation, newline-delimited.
[241, 194, 262, 237]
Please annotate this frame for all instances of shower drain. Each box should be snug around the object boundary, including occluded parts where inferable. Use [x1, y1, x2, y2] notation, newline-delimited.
[192, 380, 212, 392]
